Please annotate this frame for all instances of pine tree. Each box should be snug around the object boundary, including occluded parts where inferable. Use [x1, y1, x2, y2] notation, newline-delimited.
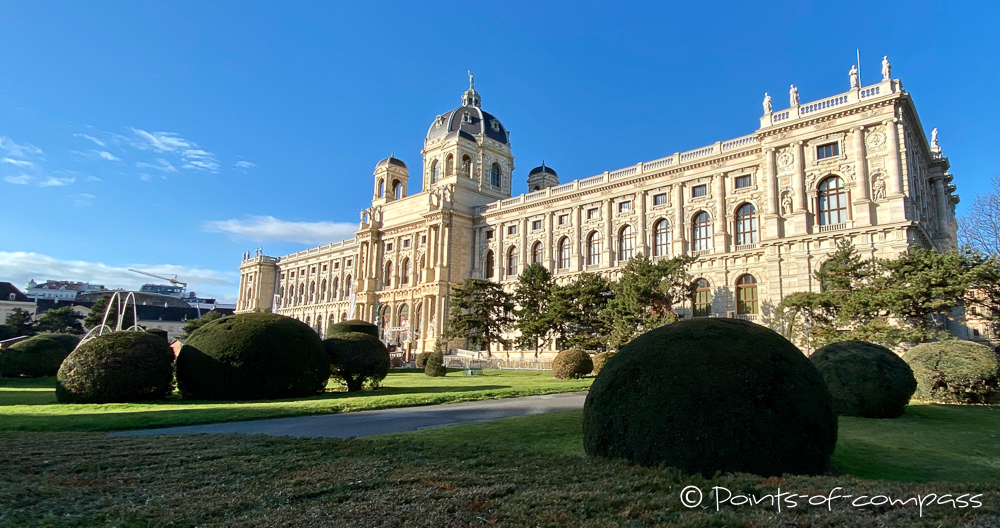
[3, 308, 35, 337]
[550, 272, 614, 351]
[443, 278, 515, 355]
[83, 295, 136, 330]
[513, 263, 556, 355]
[34, 306, 84, 334]
[601, 254, 694, 349]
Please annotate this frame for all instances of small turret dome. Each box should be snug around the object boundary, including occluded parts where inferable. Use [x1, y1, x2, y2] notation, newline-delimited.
[529, 163, 557, 177]
[375, 156, 407, 169]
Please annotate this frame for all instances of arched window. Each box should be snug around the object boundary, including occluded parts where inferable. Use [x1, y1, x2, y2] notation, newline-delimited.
[321, 279, 327, 301]
[506, 246, 518, 276]
[559, 237, 571, 269]
[446, 154, 454, 176]
[419, 255, 426, 283]
[340, 311, 347, 322]
[328, 314, 335, 334]
[619, 225, 635, 261]
[344, 275, 352, 295]
[692, 278, 712, 317]
[735, 203, 758, 245]
[818, 176, 848, 226]
[305, 315, 311, 328]
[532, 186, 540, 192]
[431, 160, 440, 184]
[377, 179, 385, 198]
[298, 283, 305, 305]
[462, 155, 472, 178]
[485, 250, 495, 279]
[653, 219, 670, 257]
[692, 212, 712, 252]
[532, 242, 543, 264]
[414, 302, 423, 337]
[401, 258, 411, 285]
[490, 163, 502, 188]
[398, 304, 409, 335]
[587, 232, 601, 265]
[309, 281, 316, 302]
[384, 261, 393, 287]
[736, 274, 759, 315]
[393, 181, 402, 200]
[332, 277, 339, 299]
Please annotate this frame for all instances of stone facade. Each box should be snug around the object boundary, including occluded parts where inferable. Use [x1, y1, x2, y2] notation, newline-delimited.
[238, 68, 960, 357]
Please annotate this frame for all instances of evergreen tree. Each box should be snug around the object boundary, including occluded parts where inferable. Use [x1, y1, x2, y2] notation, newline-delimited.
[3, 308, 35, 337]
[513, 263, 556, 355]
[181, 310, 224, 338]
[443, 278, 515, 355]
[34, 306, 84, 334]
[83, 295, 136, 330]
[601, 254, 694, 349]
[550, 272, 614, 351]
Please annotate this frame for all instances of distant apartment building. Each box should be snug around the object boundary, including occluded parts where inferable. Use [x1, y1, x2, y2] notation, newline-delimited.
[0, 282, 36, 325]
[24, 280, 106, 301]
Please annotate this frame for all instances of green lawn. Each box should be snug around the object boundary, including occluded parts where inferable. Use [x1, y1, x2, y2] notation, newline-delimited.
[0, 370, 592, 432]
[391, 403, 1000, 484]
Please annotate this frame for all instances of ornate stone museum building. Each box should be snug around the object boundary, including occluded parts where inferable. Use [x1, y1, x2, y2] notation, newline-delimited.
[237, 62, 961, 356]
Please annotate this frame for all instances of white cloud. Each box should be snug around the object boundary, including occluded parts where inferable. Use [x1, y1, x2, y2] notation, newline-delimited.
[235, 160, 257, 169]
[2, 157, 34, 168]
[0, 136, 43, 158]
[39, 176, 76, 187]
[73, 133, 106, 147]
[97, 151, 120, 161]
[73, 193, 96, 207]
[139, 173, 152, 182]
[73, 149, 121, 162]
[204, 215, 358, 245]
[182, 159, 221, 171]
[84, 175, 102, 182]
[4, 174, 33, 185]
[136, 158, 177, 173]
[129, 128, 195, 153]
[0, 251, 239, 303]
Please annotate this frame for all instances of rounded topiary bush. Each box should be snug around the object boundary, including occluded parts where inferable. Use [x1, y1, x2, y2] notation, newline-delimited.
[323, 332, 390, 391]
[424, 351, 446, 377]
[905, 340, 1000, 404]
[56, 332, 174, 403]
[327, 319, 379, 339]
[0, 333, 80, 378]
[415, 352, 433, 369]
[592, 351, 616, 375]
[810, 340, 916, 418]
[176, 312, 330, 400]
[584, 318, 837, 477]
[552, 349, 593, 379]
[145, 328, 169, 342]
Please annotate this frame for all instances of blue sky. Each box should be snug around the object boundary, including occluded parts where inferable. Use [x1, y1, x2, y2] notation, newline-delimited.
[0, 1, 997, 302]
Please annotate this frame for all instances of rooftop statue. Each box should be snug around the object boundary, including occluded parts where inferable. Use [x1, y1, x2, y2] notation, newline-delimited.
[789, 84, 799, 106]
[763, 92, 772, 114]
[882, 56, 892, 81]
[849, 65, 859, 89]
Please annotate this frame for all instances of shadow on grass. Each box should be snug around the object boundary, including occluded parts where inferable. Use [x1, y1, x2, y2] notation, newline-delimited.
[0, 390, 57, 406]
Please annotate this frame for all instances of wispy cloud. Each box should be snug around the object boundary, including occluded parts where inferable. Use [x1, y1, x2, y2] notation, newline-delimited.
[39, 176, 76, 187]
[0, 251, 239, 302]
[136, 158, 177, 173]
[0, 136, 43, 158]
[73, 149, 121, 162]
[2, 157, 35, 168]
[84, 175, 102, 182]
[129, 128, 221, 173]
[4, 174, 33, 185]
[235, 161, 256, 169]
[204, 215, 358, 245]
[73, 133, 106, 147]
[73, 193, 96, 207]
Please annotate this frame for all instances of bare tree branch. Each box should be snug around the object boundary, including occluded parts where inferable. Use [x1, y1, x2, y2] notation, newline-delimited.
[959, 172, 1000, 256]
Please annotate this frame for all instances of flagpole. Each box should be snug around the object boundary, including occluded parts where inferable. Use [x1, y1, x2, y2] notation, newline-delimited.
[857, 49, 862, 86]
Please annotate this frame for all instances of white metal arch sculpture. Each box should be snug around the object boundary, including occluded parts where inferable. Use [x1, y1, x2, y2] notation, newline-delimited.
[76, 291, 142, 349]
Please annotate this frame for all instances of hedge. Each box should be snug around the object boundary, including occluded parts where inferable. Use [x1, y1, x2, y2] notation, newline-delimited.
[811, 340, 916, 418]
[905, 340, 1000, 404]
[552, 349, 593, 379]
[0, 333, 80, 378]
[56, 332, 174, 403]
[323, 332, 390, 391]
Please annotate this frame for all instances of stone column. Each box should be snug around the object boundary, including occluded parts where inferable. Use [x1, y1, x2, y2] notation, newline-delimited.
[546, 212, 554, 272]
[472, 228, 481, 278]
[852, 126, 873, 227]
[673, 183, 685, 255]
[574, 206, 583, 271]
[714, 173, 727, 251]
[520, 217, 528, 273]
[935, 177, 949, 236]
[763, 147, 781, 240]
[605, 199, 614, 265]
[884, 117, 907, 222]
[792, 141, 808, 234]
[636, 191, 648, 256]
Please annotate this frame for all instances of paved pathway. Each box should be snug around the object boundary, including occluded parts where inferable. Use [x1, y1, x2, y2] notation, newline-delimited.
[112, 392, 587, 439]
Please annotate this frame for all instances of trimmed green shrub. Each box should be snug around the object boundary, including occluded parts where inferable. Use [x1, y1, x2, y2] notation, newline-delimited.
[323, 332, 390, 392]
[905, 340, 1000, 404]
[56, 332, 173, 403]
[0, 333, 80, 378]
[584, 318, 837, 477]
[145, 328, 169, 342]
[811, 340, 916, 418]
[415, 352, 432, 369]
[176, 312, 330, 400]
[552, 349, 593, 379]
[592, 351, 616, 375]
[424, 351, 446, 377]
[327, 319, 379, 338]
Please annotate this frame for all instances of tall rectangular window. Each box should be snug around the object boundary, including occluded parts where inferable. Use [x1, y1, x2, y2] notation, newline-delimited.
[817, 142, 840, 159]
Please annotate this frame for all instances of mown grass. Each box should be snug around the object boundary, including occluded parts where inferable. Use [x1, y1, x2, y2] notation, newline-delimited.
[392, 403, 1000, 484]
[0, 429, 996, 527]
[0, 370, 592, 432]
